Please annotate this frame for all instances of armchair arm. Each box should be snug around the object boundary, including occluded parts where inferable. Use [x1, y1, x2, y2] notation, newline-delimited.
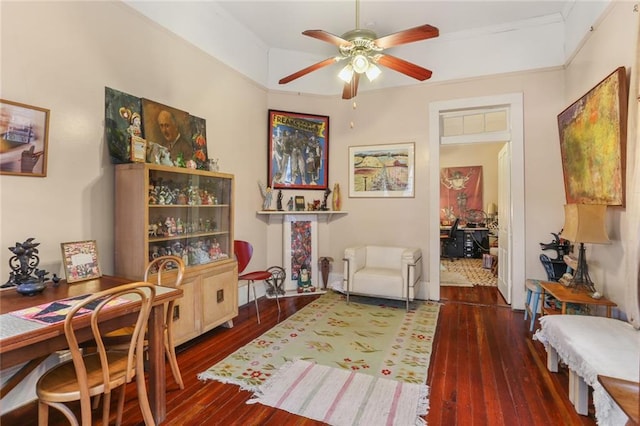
[401, 248, 423, 293]
[343, 246, 366, 292]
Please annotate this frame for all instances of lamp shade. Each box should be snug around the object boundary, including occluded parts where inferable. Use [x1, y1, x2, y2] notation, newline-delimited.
[487, 202, 497, 215]
[562, 204, 610, 244]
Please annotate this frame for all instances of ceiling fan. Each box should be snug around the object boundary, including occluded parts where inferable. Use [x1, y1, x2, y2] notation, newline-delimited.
[278, 0, 439, 100]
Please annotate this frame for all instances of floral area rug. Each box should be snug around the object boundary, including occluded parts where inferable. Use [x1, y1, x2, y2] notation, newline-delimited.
[441, 258, 497, 286]
[198, 291, 440, 392]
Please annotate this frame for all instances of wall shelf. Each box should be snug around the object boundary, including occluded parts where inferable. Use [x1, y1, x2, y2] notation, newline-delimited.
[256, 210, 348, 224]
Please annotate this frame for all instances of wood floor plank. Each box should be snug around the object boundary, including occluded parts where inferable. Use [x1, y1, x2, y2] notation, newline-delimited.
[2, 287, 597, 426]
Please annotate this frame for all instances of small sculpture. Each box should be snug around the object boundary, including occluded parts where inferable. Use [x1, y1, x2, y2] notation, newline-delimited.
[297, 267, 315, 293]
[332, 183, 341, 211]
[318, 257, 333, 289]
[277, 190, 283, 211]
[258, 180, 273, 210]
[4, 238, 49, 295]
[287, 197, 294, 211]
[320, 187, 331, 211]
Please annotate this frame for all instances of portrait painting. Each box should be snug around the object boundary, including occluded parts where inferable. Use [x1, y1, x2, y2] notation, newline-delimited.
[557, 66, 627, 206]
[142, 99, 193, 166]
[268, 110, 329, 190]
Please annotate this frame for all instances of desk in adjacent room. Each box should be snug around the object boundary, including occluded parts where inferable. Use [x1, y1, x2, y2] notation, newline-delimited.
[440, 226, 490, 258]
[0, 275, 183, 424]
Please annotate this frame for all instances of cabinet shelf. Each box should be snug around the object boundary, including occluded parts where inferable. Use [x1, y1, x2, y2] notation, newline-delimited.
[115, 163, 238, 345]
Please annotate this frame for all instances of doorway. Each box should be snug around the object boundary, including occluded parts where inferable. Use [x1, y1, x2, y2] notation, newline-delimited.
[428, 93, 525, 310]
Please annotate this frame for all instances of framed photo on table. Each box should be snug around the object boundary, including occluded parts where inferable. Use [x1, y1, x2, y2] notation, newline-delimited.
[0, 99, 50, 177]
[60, 240, 102, 283]
[268, 110, 329, 190]
[348, 142, 415, 198]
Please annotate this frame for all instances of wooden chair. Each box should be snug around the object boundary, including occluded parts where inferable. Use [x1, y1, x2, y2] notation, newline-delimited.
[102, 255, 185, 389]
[144, 255, 185, 389]
[234, 240, 272, 324]
[36, 282, 156, 426]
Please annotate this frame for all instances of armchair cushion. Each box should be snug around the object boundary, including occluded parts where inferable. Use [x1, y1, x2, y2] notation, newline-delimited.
[343, 245, 422, 301]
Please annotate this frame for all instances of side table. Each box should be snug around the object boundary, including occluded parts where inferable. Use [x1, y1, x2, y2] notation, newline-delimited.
[539, 281, 617, 317]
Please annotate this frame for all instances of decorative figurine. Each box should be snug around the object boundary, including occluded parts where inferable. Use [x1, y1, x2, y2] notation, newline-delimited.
[287, 197, 294, 211]
[320, 187, 331, 211]
[258, 180, 273, 210]
[4, 238, 49, 295]
[277, 190, 283, 211]
[296, 267, 315, 293]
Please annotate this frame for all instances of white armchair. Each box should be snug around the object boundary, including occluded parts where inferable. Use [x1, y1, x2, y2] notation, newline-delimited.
[343, 245, 423, 310]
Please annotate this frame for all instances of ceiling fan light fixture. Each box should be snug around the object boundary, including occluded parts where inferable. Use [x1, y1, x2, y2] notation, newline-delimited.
[365, 63, 381, 81]
[338, 64, 354, 83]
[352, 54, 369, 73]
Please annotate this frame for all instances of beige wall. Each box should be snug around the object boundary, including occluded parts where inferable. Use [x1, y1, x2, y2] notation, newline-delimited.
[1, 2, 638, 319]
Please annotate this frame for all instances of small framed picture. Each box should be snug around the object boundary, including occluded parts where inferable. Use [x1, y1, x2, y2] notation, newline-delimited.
[0, 99, 50, 177]
[130, 135, 147, 162]
[295, 196, 306, 211]
[60, 240, 102, 283]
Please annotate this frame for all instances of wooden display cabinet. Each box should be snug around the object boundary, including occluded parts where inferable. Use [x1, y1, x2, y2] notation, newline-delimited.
[115, 163, 237, 345]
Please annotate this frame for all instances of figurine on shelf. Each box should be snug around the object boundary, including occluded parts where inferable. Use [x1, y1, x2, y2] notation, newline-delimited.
[287, 197, 294, 211]
[277, 190, 283, 211]
[320, 187, 331, 211]
[258, 180, 273, 210]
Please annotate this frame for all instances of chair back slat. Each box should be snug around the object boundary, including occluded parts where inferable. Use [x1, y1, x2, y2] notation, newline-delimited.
[234, 240, 254, 274]
[62, 282, 155, 422]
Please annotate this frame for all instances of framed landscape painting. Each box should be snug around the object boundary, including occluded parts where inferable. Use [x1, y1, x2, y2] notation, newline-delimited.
[268, 110, 329, 190]
[348, 142, 415, 198]
[557, 66, 627, 206]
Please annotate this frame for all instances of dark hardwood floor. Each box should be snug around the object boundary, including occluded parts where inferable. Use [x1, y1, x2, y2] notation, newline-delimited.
[2, 286, 597, 425]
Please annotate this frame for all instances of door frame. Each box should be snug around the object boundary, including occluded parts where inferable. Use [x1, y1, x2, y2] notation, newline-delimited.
[428, 93, 525, 309]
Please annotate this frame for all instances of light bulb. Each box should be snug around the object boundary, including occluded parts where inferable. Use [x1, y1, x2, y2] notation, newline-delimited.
[338, 64, 354, 83]
[365, 64, 381, 81]
[352, 54, 369, 73]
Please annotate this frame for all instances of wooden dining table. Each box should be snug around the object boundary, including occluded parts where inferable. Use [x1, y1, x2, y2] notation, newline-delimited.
[0, 275, 183, 424]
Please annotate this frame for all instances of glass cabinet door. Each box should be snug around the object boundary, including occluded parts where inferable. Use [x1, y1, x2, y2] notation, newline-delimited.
[148, 168, 232, 268]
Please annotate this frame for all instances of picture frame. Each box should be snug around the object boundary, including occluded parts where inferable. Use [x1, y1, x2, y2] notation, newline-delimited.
[295, 196, 306, 211]
[130, 135, 147, 162]
[0, 99, 50, 177]
[349, 142, 415, 198]
[557, 66, 627, 206]
[60, 240, 102, 283]
[141, 98, 193, 166]
[268, 109, 329, 190]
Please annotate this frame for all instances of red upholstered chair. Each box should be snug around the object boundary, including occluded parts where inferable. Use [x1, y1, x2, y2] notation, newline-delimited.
[234, 240, 272, 324]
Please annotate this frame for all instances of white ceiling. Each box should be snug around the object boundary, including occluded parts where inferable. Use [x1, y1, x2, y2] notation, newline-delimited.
[125, 0, 611, 96]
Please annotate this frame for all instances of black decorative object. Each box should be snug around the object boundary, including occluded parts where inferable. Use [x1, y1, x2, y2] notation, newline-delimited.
[4, 238, 49, 295]
[539, 233, 572, 261]
[277, 190, 283, 211]
[320, 187, 331, 211]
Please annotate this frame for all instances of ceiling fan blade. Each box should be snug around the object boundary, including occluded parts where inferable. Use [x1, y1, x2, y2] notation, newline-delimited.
[374, 24, 439, 49]
[376, 54, 432, 81]
[279, 57, 338, 84]
[303, 30, 352, 48]
[342, 73, 360, 100]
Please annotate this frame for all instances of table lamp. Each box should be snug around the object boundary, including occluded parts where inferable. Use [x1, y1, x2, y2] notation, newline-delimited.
[561, 204, 609, 293]
[486, 202, 497, 221]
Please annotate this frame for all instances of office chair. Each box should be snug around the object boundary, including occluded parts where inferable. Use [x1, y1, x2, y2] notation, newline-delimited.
[234, 240, 273, 324]
[441, 218, 460, 261]
[36, 282, 156, 426]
